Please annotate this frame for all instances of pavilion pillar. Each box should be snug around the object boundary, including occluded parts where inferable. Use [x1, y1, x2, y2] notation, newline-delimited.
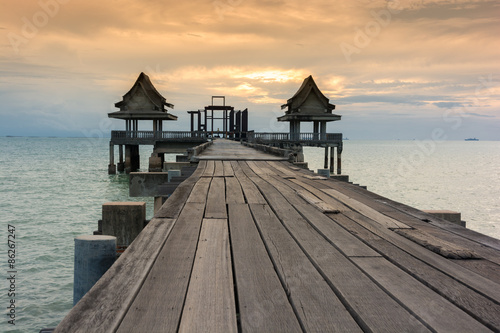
[153, 120, 157, 133]
[190, 113, 194, 132]
[159, 120, 163, 132]
[324, 146, 329, 169]
[198, 111, 202, 132]
[330, 146, 334, 173]
[223, 109, 227, 138]
[337, 145, 342, 175]
[320, 121, 327, 141]
[235, 111, 241, 140]
[117, 145, 124, 172]
[313, 121, 319, 140]
[290, 121, 300, 141]
[242, 109, 248, 139]
[108, 142, 116, 174]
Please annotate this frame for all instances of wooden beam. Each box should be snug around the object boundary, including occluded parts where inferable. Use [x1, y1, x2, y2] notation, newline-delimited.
[178, 219, 237, 333]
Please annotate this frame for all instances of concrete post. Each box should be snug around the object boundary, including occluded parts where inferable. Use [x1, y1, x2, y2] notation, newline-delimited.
[149, 153, 163, 172]
[317, 169, 330, 178]
[154, 196, 166, 213]
[101, 202, 146, 247]
[168, 169, 182, 182]
[324, 146, 328, 169]
[117, 145, 124, 172]
[330, 146, 334, 173]
[73, 235, 116, 306]
[320, 121, 327, 141]
[108, 143, 116, 174]
[125, 145, 140, 173]
[337, 146, 342, 175]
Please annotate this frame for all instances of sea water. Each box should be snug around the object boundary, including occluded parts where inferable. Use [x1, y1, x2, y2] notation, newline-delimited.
[0, 137, 498, 332]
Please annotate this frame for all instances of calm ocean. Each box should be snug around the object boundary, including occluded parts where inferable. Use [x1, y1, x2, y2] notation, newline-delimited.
[0, 137, 499, 332]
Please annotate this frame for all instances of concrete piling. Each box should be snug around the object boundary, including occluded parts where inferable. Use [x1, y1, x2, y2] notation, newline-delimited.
[317, 169, 331, 178]
[101, 202, 146, 247]
[73, 235, 116, 306]
[168, 169, 182, 182]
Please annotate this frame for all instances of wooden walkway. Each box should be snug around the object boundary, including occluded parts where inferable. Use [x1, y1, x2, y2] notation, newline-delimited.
[56, 140, 500, 332]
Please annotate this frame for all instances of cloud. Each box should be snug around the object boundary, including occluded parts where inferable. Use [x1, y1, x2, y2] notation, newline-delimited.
[463, 112, 496, 118]
[0, 0, 499, 139]
[432, 101, 465, 108]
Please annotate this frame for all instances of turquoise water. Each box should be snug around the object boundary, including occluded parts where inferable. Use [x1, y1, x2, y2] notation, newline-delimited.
[0, 137, 154, 332]
[0, 137, 499, 332]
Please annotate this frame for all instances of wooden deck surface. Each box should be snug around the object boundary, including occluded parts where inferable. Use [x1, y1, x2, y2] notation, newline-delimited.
[56, 140, 500, 332]
[196, 138, 289, 160]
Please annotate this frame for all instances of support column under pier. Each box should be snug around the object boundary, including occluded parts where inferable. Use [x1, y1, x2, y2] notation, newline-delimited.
[324, 146, 328, 169]
[117, 145, 124, 172]
[337, 145, 342, 175]
[330, 146, 334, 173]
[108, 143, 116, 174]
[125, 145, 140, 174]
[149, 152, 163, 172]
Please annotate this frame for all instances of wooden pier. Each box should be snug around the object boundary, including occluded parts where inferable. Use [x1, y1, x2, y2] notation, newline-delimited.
[56, 139, 500, 332]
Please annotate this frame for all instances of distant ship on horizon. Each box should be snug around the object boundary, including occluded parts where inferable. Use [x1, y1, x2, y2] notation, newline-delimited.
[465, 138, 479, 141]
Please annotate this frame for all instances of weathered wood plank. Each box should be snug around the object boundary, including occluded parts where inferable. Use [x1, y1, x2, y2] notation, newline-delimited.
[116, 203, 205, 332]
[206, 177, 227, 218]
[353, 257, 491, 332]
[254, 174, 378, 257]
[223, 160, 234, 177]
[231, 161, 267, 204]
[249, 203, 363, 332]
[178, 219, 237, 333]
[285, 177, 350, 213]
[304, 175, 328, 180]
[55, 218, 176, 333]
[202, 160, 215, 177]
[383, 209, 500, 265]
[322, 177, 500, 252]
[225, 176, 245, 204]
[394, 228, 480, 259]
[266, 161, 296, 178]
[228, 204, 302, 332]
[295, 202, 380, 257]
[186, 176, 211, 203]
[334, 212, 500, 331]
[214, 160, 224, 177]
[249, 177, 428, 332]
[246, 160, 272, 175]
[322, 188, 410, 229]
[297, 190, 341, 213]
[340, 210, 500, 304]
[451, 259, 500, 282]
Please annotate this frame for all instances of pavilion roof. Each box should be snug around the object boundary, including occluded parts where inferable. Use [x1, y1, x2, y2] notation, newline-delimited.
[109, 72, 177, 121]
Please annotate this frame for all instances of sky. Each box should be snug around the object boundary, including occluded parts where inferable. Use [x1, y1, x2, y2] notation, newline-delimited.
[1, 0, 499, 140]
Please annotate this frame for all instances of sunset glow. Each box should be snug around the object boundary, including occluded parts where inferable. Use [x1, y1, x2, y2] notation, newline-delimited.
[1, 0, 498, 139]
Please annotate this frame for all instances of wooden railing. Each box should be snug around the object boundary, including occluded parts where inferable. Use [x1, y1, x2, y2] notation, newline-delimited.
[247, 132, 342, 144]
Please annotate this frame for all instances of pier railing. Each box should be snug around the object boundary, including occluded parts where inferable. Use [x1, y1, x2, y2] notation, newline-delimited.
[111, 131, 208, 144]
[247, 132, 343, 146]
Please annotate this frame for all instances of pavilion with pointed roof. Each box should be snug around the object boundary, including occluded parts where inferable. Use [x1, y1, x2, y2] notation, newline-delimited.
[109, 72, 177, 133]
[278, 75, 341, 141]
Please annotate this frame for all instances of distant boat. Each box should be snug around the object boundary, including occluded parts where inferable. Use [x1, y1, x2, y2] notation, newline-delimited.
[465, 138, 479, 141]
[343, 137, 349, 140]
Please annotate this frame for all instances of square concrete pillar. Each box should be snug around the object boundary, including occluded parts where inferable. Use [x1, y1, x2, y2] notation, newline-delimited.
[102, 202, 146, 247]
[317, 169, 330, 178]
